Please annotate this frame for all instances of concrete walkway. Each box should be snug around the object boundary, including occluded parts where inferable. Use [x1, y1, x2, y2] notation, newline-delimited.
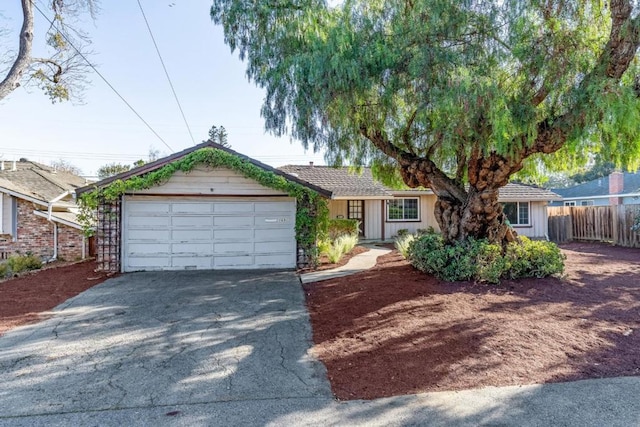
[299, 244, 391, 284]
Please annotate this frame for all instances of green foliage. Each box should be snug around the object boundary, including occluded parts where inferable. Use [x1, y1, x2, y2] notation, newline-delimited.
[78, 148, 329, 264]
[207, 125, 230, 147]
[0, 263, 8, 278]
[632, 212, 640, 233]
[408, 235, 564, 284]
[394, 233, 415, 259]
[327, 218, 359, 240]
[5, 253, 43, 276]
[325, 234, 359, 263]
[97, 162, 131, 179]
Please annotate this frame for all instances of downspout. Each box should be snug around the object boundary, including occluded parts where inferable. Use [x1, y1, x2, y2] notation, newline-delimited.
[47, 191, 71, 262]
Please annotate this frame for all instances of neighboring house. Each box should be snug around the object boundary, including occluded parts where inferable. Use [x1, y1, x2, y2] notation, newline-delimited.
[551, 171, 640, 206]
[0, 159, 90, 261]
[279, 165, 562, 240]
[75, 142, 331, 273]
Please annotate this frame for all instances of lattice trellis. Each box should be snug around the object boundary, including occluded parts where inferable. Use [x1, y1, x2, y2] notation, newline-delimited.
[96, 196, 121, 272]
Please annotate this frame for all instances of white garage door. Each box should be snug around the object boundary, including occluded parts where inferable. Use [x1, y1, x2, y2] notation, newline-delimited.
[122, 197, 296, 272]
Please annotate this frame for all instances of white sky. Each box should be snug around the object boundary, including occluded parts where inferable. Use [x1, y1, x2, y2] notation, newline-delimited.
[0, 1, 326, 177]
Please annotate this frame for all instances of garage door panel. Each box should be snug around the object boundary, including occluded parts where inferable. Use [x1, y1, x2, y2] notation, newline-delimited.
[214, 216, 253, 226]
[255, 241, 293, 253]
[214, 229, 253, 240]
[128, 229, 171, 240]
[214, 255, 254, 268]
[172, 229, 213, 241]
[172, 216, 212, 227]
[127, 202, 170, 213]
[214, 202, 253, 213]
[127, 257, 171, 269]
[214, 242, 253, 253]
[124, 198, 296, 272]
[254, 228, 292, 240]
[127, 243, 170, 255]
[172, 243, 213, 255]
[171, 256, 213, 269]
[255, 254, 295, 267]
[172, 203, 212, 213]
[129, 216, 170, 227]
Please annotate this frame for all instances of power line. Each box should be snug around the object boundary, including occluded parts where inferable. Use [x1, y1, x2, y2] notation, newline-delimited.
[136, 0, 196, 145]
[31, 1, 175, 153]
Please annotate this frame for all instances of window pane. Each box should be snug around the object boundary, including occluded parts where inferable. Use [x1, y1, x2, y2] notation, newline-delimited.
[518, 202, 529, 224]
[404, 199, 418, 220]
[387, 200, 403, 220]
[503, 202, 518, 224]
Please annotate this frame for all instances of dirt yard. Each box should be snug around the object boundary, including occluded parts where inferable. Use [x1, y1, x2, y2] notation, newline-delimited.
[304, 242, 640, 400]
[0, 260, 113, 336]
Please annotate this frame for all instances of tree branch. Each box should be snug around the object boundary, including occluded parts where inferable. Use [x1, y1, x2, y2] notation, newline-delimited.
[0, 0, 33, 101]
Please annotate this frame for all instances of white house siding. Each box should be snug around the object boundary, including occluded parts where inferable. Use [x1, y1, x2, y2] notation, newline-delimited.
[328, 200, 347, 219]
[512, 201, 549, 239]
[134, 167, 288, 196]
[384, 195, 438, 238]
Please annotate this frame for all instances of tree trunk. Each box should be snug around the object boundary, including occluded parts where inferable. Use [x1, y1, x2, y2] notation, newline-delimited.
[0, 0, 33, 101]
[400, 152, 519, 246]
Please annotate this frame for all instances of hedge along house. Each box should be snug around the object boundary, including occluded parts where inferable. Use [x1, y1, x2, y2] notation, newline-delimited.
[75, 142, 331, 273]
[279, 165, 562, 240]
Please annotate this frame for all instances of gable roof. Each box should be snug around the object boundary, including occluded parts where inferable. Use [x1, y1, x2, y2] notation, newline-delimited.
[552, 172, 640, 199]
[0, 159, 87, 205]
[75, 141, 332, 198]
[278, 165, 561, 201]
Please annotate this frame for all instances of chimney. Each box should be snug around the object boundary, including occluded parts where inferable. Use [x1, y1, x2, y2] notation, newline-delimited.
[609, 171, 624, 205]
[309, 161, 314, 167]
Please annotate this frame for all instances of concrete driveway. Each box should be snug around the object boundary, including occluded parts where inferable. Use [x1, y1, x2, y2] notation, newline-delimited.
[2, 270, 640, 426]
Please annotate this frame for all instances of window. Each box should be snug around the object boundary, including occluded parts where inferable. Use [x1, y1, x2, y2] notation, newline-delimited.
[0, 194, 17, 238]
[387, 198, 419, 221]
[564, 201, 576, 207]
[580, 200, 594, 206]
[502, 201, 529, 226]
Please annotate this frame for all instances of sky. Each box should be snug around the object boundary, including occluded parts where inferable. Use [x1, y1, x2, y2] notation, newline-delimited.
[0, 1, 327, 177]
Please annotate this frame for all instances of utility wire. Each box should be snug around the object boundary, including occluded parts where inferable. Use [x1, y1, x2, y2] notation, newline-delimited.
[136, 0, 196, 145]
[31, 1, 175, 153]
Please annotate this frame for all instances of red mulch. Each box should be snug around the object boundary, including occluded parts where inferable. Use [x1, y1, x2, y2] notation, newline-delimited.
[304, 242, 640, 400]
[0, 260, 114, 336]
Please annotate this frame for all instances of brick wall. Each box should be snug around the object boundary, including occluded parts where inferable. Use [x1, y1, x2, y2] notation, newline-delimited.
[0, 198, 86, 261]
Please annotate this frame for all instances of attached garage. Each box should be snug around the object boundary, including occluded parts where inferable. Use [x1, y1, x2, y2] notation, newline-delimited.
[122, 197, 296, 272]
[75, 142, 332, 273]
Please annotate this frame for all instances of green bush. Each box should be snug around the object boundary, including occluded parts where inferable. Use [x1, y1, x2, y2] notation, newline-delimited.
[324, 234, 359, 263]
[0, 263, 9, 278]
[395, 233, 416, 259]
[408, 234, 564, 284]
[328, 218, 359, 240]
[7, 253, 43, 274]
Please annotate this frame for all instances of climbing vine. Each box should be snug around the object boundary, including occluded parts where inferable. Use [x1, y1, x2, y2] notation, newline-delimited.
[78, 148, 329, 263]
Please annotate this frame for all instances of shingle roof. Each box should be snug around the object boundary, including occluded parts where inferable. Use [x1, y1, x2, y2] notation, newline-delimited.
[0, 160, 87, 203]
[278, 165, 393, 198]
[552, 172, 640, 198]
[278, 165, 561, 201]
[499, 182, 562, 201]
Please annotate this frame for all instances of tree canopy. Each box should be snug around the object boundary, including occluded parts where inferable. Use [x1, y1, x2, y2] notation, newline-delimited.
[206, 125, 230, 147]
[0, 0, 98, 102]
[211, 0, 640, 244]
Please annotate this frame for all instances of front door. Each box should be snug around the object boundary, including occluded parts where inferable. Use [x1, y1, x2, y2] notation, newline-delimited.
[347, 200, 365, 236]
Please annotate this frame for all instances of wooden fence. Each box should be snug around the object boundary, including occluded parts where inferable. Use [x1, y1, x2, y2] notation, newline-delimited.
[548, 204, 640, 247]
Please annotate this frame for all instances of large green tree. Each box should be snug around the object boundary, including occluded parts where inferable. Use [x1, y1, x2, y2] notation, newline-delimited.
[211, 0, 640, 244]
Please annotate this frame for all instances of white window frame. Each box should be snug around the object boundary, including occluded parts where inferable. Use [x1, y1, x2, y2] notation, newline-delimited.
[502, 201, 530, 226]
[386, 198, 420, 222]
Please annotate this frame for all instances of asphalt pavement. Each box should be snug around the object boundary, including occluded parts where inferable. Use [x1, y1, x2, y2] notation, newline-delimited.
[1, 269, 639, 426]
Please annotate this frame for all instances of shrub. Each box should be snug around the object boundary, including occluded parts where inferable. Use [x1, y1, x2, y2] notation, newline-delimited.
[317, 239, 332, 255]
[5, 253, 43, 276]
[395, 233, 416, 259]
[328, 218, 359, 240]
[408, 234, 564, 283]
[0, 263, 9, 278]
[324, 234, 359, 263]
